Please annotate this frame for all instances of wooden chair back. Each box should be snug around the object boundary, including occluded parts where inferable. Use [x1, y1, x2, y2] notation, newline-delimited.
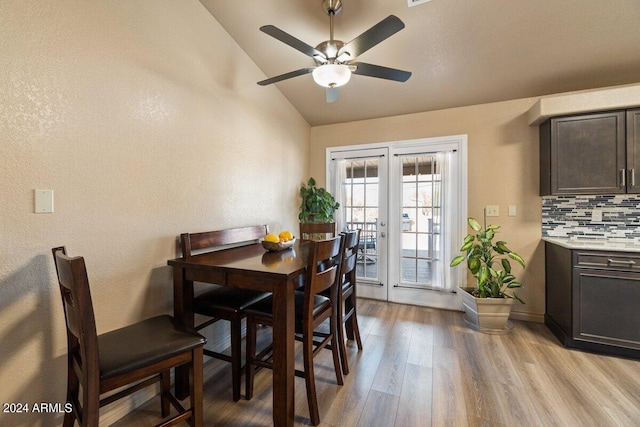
[334, 229, 363, 375]
[339, 229, 360, 285]
[303, 236, 343, 318]
[52, 246, 100, 411]
[181, 225, 268, 259]
[299, 222, 337, 241]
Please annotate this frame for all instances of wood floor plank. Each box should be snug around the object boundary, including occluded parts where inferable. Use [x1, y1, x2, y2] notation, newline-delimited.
[112, 298, 640, 427]
[528, 342, 619, 426]
[396, 363, 433, 427]
[570, 349, 640, 425]
[431, 345, 469, 426]
[519, 360, 580, 426]
[431, 307, 465, 349]
[357, 390, 399, 427]
[478, 334, 526, 388]
[487, 380, 545, 426]
[364, 299, 401, 337]
[323, 334, 387, 426]
[405, 307, 434, 368]
[369, 332, 410, 396]
[588, 354, 640, 408]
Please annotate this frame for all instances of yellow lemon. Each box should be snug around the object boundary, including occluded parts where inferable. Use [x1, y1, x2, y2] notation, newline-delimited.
[279, 230, 293, 242]
[264, 233, 279, 243]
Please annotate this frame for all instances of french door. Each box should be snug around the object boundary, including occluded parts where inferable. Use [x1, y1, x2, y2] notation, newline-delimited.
[328, 136, 467, 309]
[330, 148, 389, 300]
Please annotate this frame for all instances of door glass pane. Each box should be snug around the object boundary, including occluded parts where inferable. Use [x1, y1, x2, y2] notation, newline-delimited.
[343, 158, 380, 282]
[400, 155, 441, 288]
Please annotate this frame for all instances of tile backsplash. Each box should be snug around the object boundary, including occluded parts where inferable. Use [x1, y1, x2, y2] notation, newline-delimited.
[542, 195, 640, 241]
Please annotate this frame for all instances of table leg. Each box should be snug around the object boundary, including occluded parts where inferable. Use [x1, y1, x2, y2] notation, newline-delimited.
[271, 278, 295, 427]
[173, 267, 194, 400]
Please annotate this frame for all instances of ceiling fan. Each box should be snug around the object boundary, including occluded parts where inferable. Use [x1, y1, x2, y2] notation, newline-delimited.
[257, 0, 412, 103]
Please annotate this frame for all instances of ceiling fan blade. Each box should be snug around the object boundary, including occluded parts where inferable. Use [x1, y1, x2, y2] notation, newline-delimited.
[257, 68, 315, 86]
[351, 62, 411, 82]
[337, 15, 405, 59]
[326, 87, 339, 103]
[260, 25, 327, 60]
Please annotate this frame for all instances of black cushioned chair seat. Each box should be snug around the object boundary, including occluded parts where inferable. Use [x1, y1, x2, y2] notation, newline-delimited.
[194, 288, 270, 315]
[98, 315, 206, 380]
[245, 291, 331, 333]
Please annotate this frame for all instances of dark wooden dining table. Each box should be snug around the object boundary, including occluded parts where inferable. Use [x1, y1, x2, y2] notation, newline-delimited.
[168, 240, 309, 427]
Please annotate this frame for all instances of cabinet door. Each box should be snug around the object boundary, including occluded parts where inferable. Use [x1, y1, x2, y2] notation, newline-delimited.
[573, 268, 640, 350]
[550, 111, 625, 195]
[626, 109, 640, 193]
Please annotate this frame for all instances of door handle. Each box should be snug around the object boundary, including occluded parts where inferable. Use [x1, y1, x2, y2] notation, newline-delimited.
[620, 169, 626, 187]
[630, 169, 636, 187]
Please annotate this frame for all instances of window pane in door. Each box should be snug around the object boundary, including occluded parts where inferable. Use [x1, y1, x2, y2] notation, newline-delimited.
[343, 158, 380, 282]
[400, 155, 442, 288]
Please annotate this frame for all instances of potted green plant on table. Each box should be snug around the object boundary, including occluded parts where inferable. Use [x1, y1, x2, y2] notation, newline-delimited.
[450, 216, 525, 333]
[298, 177, 339, 223]
[298, 177, 340, 240]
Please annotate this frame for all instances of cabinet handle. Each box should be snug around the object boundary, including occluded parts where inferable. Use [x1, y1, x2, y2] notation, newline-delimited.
[620, 169, 626, 187]
[607, 258, 636, 266]
[631, 169, 636, 187]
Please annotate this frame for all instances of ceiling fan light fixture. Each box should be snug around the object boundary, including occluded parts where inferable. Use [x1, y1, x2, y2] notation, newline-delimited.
[312, 63, 351, 88]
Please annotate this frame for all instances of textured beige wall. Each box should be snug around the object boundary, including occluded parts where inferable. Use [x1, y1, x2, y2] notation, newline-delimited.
[0, 1, 308, 425]
[310, 98, 544, 320]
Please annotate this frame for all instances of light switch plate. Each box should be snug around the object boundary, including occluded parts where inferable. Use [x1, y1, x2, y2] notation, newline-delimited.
[35, 189, 54, 213]
[485, 205, 499, 217]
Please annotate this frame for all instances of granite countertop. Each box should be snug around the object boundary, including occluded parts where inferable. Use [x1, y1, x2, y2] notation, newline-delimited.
[543, 237, 640, 253]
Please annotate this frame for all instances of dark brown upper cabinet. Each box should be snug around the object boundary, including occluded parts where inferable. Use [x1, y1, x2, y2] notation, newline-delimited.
[540, 108, 640, 196]
[627, 109, 640, 193]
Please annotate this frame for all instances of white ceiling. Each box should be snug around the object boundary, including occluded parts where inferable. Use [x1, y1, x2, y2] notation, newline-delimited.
[200, 0, 640, 126]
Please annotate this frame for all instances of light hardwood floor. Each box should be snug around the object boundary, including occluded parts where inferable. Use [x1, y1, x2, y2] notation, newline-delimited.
[112, 299, 640, 426]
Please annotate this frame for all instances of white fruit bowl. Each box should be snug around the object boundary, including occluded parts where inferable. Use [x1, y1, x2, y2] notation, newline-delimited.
[261, 237, 296, 252]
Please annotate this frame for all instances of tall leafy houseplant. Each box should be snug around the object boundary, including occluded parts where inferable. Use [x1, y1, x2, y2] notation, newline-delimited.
[298, 178, 340, 223]
[450, 217, 525, 303]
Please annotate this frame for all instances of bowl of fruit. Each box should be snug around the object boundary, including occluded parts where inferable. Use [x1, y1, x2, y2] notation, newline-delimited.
[261, 230, 296, 252]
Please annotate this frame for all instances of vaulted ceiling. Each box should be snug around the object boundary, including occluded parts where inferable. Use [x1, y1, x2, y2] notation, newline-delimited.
[200, 0, 640, 126]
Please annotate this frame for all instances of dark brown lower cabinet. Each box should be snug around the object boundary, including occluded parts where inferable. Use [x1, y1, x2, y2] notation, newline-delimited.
[545, 242, 640, 359]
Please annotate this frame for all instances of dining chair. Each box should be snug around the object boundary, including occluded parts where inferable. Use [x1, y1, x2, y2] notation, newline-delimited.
[335, 229, 363, 375]
[52, 246, 206, 427]
[299, 222, 337, 241]
[181, 225, 271, 401]
[245, 236, 344, 426]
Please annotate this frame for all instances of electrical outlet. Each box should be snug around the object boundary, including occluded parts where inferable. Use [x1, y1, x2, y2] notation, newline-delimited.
[592, 209, 602, 222]
[485, 205, 499, 217]
[508, 205, 517, 217]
